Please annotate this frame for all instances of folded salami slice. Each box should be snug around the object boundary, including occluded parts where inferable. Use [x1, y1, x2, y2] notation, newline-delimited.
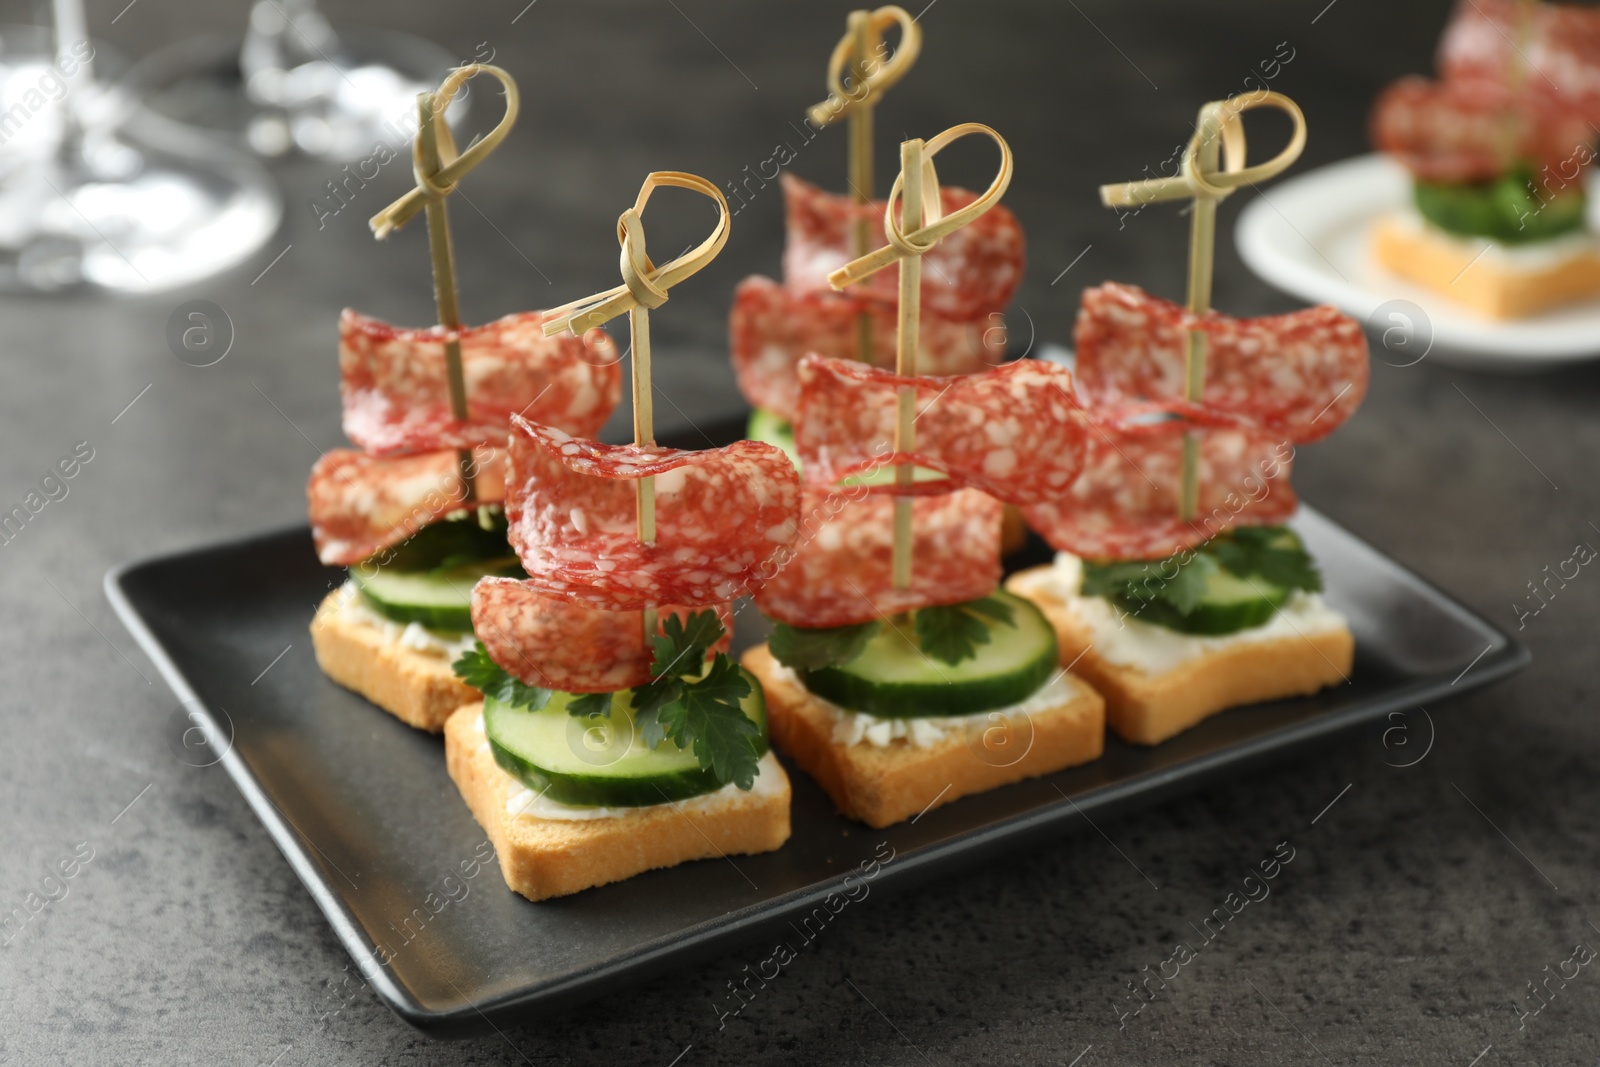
[728, 275, 1000, 421]
[505, 418, 801, 611]
[308, 446, 507, 567]
[1020, 406, 1299, 561]
[780, 174, 1025, 318]
[752, 487, 1003, 628]
[471, 578, 732, 692]
[1074, 283, 1368, 443]
[1439, 0, 1600, 127]
[793, 354, 1087, 504]
[1369, 75, 1593, 185]
[340, 309, 623, 456]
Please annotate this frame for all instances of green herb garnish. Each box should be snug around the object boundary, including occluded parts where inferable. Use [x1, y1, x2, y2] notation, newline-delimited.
[912, 595, 1016, 665]
[565, 691, 613, 717]
[451, 644, 553, 711]
[454, 612, 761, 790]
[630, 611, 759, 790]
[1079, 525, 1322, 632]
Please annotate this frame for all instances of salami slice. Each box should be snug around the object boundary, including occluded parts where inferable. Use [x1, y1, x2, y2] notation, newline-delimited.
[752, 487, 1003, 627]
[504, 418, 801, 611]
[1369, 75, 1593, 185]
[780, 174, 1025, 318]
[1020, 406, 1299, 560]
[1440, 0, 1600, 127]
[1074, 283, 1368, 443]
[308, 445, 507, 567]
[340, 309, 623, 457]
[793, 354, 1087, 503]
[728, 275, 1001, 421]
[471, 578, 732, 692]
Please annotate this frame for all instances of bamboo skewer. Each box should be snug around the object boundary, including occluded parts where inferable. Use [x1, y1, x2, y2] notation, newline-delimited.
[828, 123, 1013, 592]
[807, 6, 923, 365]
[630, 302, 656, 545]
[1098, 90, 1306, 523]
[848, 10, 879, 364]
[891, 137, 923, 589]
[368, 63, 521, 514]
[413, 90, 476, 503]
[541, 173, 732, 638]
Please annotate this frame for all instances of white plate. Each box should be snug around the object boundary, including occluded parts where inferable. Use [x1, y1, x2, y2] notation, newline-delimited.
[1234, 153, 1600, 372]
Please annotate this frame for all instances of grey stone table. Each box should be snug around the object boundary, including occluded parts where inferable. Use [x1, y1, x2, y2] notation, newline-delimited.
[5, 0, 1596, 1063]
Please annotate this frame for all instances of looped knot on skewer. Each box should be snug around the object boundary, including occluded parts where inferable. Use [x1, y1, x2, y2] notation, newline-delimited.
[827, 122, 1013, 290]
[1099, 90, 1305, 210]
[369, 64, 521, 239]
[542, 172, 730, 336]
[805, 5, 922, 127]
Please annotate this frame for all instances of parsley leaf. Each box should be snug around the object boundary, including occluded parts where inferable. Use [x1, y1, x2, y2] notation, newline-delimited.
[1077, 525, 1322, 633]
[1210, 527, 1323, 592]
[630, 675, 683, 748]
[451, 643, 553, 711]
[566, 691, 613, 718]
[1080, 554, 1215, 614]
[769, 620, 880, 671]
[649, 654, 760, 789]
[650, 610, 727, 679]
[625, 609, 763, 789]
[913, 595, 1017, 665]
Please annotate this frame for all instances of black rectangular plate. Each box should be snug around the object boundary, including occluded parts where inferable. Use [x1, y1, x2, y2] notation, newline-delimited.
[105, 418, 1529, 1036]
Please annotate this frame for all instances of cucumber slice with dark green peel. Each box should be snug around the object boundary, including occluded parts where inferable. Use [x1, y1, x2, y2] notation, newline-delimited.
[352, 557, 523, 630]
[798, 591, 1058, 718]
[482, 674, 770, 807]
[1117, 566, 1288, 635]
[747, 408, 799, 466]
[1414, 170, 1588, 245]
[363, 509, 511, 572]
[1080, 525, 1317, 636]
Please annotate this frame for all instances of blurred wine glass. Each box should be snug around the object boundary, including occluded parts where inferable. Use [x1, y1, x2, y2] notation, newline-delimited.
[0, 0, 281, 293]
[129, 0, 463, 161]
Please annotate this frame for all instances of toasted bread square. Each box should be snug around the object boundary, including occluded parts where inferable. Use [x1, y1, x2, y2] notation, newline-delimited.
[742, 645, 1104, 829]
[1006, 567, 1353, 746]
[1372, 214, 1600, 320]
[444, 705, 792, 901]
[310, 589, 478, 732]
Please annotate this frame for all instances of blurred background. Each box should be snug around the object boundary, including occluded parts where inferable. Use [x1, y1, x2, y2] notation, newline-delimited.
[10, 0, 1600, 1063]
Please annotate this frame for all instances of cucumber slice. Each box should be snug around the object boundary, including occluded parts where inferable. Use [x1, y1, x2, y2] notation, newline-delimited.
[747, 408, 799, 466]
[483, 673, 770, 807]
[1121, 566, 1287, 635]
[352, 557, 522, 630]
[363, 509, 511, 572]
[798, 591, 1058, 717]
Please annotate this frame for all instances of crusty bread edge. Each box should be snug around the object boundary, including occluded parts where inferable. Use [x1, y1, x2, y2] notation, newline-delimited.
[310, 590, 478, 732]
[1371, 214, 1600, 320]
[443, 704, 791, 902]
[742, 645, 1104, 829]
[1005, 566, 1353, 746]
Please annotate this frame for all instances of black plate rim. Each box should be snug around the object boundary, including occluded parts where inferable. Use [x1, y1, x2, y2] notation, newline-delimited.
[104, 511, 1531, 1033]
